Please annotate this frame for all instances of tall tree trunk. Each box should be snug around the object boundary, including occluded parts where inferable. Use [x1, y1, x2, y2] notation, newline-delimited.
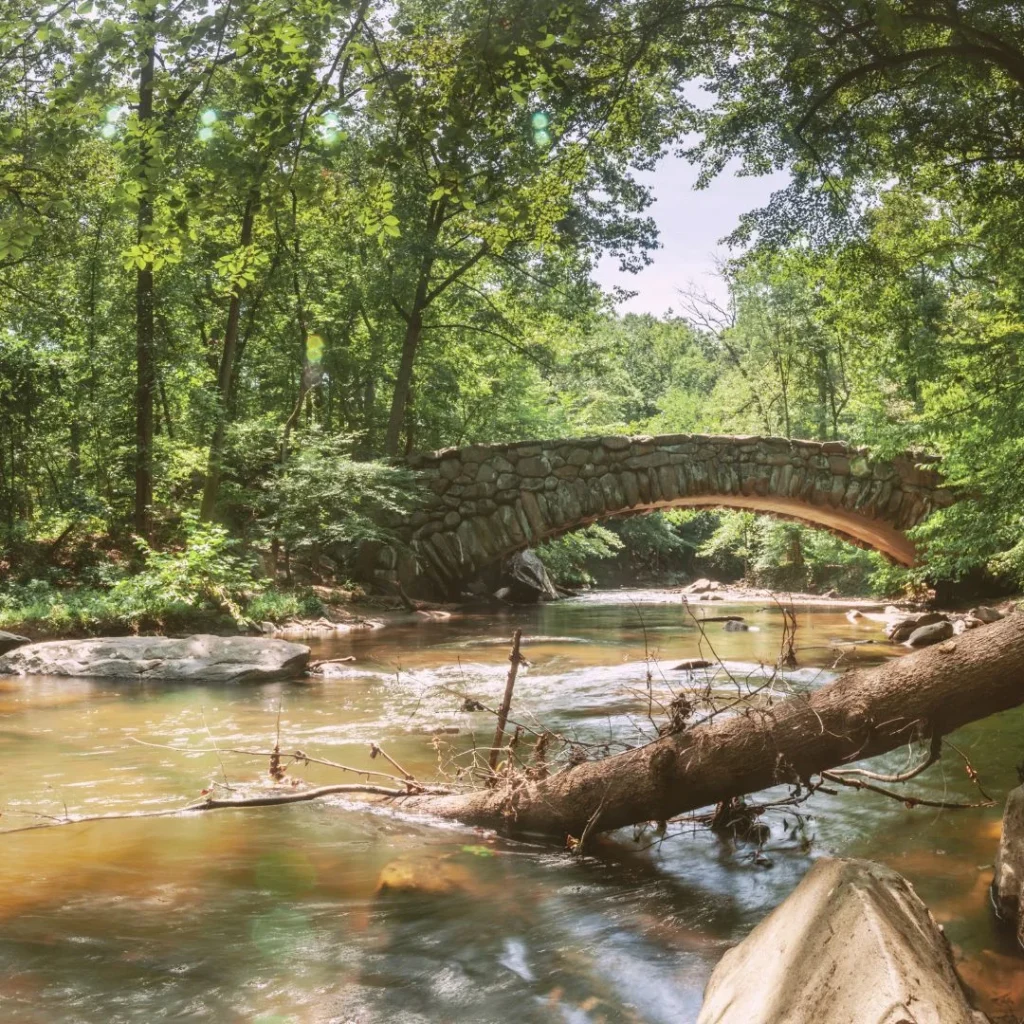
[133, 24, 156, 537]
[199, 195, 258, 521]
[384, 309, 424, 457]
[407, 614, 1024, 840]
[383, 202, 444, 457]
[381, 206, 488, 456]
[279, 190, 315, 464]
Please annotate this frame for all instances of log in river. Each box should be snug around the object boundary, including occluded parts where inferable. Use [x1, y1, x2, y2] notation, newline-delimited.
[411, 612, 1024, 838]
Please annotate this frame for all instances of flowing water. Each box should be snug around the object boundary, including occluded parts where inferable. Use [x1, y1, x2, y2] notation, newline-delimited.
[1, 591, 1022, 1023]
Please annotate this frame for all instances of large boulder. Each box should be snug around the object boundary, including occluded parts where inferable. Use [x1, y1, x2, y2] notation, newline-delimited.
[0, 630, 29, 655]
[992, 784, 1024, 947]
[0, 634, 310, 683]
[886, 611, 950, 643]
[500, 549, 560, 603]
[906, 619, 955, 648]
[697, 858, 987, 1024]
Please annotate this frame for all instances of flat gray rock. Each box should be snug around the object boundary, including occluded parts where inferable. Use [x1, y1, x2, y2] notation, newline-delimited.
[886, 610, 949, 643]
[906, 619, 955, 647]
[0, 634, 310, 683]
[697, 858, 986, 1024]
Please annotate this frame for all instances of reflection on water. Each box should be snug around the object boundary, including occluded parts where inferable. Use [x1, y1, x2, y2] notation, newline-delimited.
[1, 592, 1021, 1022]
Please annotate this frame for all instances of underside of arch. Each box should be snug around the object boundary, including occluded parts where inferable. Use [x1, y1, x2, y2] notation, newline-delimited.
[540, 494, 918, 567]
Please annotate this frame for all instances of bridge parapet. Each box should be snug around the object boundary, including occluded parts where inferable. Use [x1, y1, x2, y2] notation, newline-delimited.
[372, 434, 953, 596]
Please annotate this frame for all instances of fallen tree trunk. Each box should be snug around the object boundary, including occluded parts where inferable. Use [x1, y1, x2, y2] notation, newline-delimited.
[410, 612, 1024, 839]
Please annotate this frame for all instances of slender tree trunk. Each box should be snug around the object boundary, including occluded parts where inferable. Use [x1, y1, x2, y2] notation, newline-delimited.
[68, 420, 81, 483]
[384, 309, 424, 457]
[407, 614, 1024, 840]
[200, 195, 258, 521]
[133, 24, 156, 537]
[383, 203, 444, 457]
[381, 205, 488, 456]
[279, 191, 314, 465]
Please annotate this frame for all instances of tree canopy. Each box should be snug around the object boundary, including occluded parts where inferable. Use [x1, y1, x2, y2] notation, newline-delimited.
[3, 0, 1024, 606]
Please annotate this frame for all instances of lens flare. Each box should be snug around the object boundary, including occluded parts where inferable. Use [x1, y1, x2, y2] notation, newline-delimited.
[198, 126, 214, 142]
[530, 111, 549, 130]
[305, 334, 325, 365]
[200, 109, 218, 126]
[533, 129, 551, 147]
[105, 107, 122, 124]
[100, 123, 118, 139]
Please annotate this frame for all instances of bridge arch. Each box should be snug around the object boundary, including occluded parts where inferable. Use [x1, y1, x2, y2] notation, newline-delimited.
[381, 434, 953, 595]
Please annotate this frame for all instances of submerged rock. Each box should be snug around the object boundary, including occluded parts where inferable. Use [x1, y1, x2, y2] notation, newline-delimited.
[697, 858, 986, 1024]
[906, 619, 955, 648]
[671, 658, 714, 671]
[992, 784, 1024, 948]
[0, 630, 29, 655]
[376, 855, 478, 898]
[723, 620, 749, 632]
[0, 635, 310, 683]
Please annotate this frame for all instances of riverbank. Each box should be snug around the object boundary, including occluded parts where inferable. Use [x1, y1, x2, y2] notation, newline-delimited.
[0, 581, 387, 642]
[574, 582, 895, 610]
[0, 574, 1012, 644]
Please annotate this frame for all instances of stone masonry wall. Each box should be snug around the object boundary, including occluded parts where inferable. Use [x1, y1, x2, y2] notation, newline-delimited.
[371, 434, 954, 596]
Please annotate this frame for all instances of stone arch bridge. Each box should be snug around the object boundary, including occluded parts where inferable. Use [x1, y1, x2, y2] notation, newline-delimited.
[370, 434, 954, 596]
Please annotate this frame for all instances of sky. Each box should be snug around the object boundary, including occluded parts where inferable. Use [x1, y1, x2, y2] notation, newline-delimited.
[592, 153, 790, 315]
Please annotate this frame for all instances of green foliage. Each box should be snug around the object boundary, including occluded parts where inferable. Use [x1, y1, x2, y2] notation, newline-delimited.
[4, 0, 1024, 603]
[610, 511, 700, 578]
[0, 582, 121, 633]
[697, 512, 882, 596]
[109, 514, 262, 622]
[699, 512, 756, 570]
[245, 586, 324, 623]
[0, 577, 324, 633]
[267, 432, 419, 565]
[537, 525, 623, 587]
[0, 0, 678, 549]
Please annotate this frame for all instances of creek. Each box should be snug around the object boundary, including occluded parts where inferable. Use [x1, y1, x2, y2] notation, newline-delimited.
[1, 591, 1021, 1022]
